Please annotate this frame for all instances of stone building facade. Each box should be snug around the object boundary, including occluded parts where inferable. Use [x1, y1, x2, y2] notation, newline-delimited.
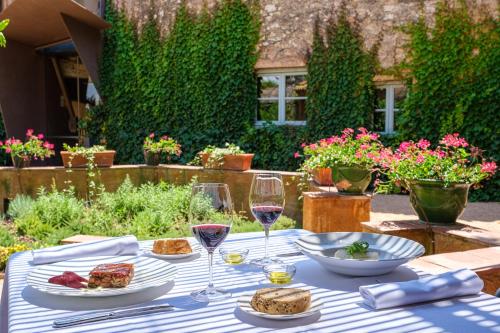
[114, 0, 497, 70]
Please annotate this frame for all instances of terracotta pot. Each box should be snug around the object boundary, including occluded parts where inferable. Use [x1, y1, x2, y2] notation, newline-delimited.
[61, 150, 116, 168]
[11, 155, 31, 169]
[200, 153, 254, 171]
[312, 168, 333, 186]
[332, 165, 372, 194]
[144, 151, 161, 166]
[408, 179, 471, 225]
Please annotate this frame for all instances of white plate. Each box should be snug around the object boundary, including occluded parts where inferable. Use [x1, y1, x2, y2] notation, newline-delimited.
[237, 293, 323, 320]
[296, 232, 425, 276]
[27, 255, 177, 297]
[142, 240, 201, 259]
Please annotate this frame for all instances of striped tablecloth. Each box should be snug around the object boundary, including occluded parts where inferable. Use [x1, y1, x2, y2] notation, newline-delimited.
[1, 229, 500, 332]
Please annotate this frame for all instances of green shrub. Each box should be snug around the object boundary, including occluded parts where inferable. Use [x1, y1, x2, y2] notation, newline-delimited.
[0, 223, 15, 247]
[8, 178, 298, 246]
[7, 194, 35, 220]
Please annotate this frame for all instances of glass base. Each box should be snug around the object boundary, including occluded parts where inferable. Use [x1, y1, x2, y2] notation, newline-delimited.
[250, 257, 283, 267]
[191, 287, 231, 302]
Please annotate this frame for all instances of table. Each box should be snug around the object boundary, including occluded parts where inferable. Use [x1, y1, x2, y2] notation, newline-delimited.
[1, 229, 500, 332]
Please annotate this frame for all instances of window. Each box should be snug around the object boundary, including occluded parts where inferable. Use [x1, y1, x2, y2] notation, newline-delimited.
[257, 72, 307, 125]
[374, 84, 406, 134]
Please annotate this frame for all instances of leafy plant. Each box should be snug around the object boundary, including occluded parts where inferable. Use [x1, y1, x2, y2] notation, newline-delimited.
[7, 195, 35, 220]
[299, 128, 386, 171]
[62, 144, 105, 154]
[143, 133, 182, 156]
[306, 6, 378, 140]
[398, 1, 499, 200]
[0, 19, 8, 48]
[382, 133, 497, 188]
[1, 129, 54, 160]
[195, 143, 245, 168]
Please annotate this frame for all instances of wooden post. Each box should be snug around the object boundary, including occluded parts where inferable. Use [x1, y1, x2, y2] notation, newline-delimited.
[302, 192, 371, 233]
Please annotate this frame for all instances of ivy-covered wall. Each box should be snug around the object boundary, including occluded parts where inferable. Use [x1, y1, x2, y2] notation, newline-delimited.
[398, 2, 499, 201]
[91, 0, 260, 164]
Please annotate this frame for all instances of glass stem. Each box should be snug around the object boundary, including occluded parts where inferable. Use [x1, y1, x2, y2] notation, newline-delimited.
[264, 226, 270, 259]
[207, 251, 214, 291]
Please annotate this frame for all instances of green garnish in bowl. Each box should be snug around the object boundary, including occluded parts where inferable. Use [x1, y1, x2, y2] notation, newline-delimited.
[345, 241, 369, 256]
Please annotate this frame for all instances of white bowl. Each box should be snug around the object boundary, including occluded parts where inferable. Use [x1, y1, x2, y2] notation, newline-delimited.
[295, 232, 425, 276]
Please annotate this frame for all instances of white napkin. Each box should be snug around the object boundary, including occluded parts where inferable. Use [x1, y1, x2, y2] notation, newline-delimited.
[359, 269, 484, 309]
[32, 235, 140, 265]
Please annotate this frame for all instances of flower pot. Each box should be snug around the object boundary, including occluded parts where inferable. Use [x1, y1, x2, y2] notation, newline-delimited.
[408, 180, 471, 225]
[331, 166, 372, 194]
[312, 168, 333, 186]
[11, 156, 30, 168]
[200, 153, 254, 171]
[144, 151, 161, 166]
[61, 150, 116, 168]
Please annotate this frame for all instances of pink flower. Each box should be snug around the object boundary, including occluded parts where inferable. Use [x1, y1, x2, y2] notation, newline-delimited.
[0, 141, 3, 146]
[355, 151, 363, 159]
[26, 129, 34, 137]
[294, 152, 301, 158]
[399, 141, 413, 153]
[341, 128, 354, 139]
[369, 133, 380, 140]
[37, 133, 44, 140]
[161, 135, 169, 140]
[481, 161, 497, 174]
[416, 154, 425, 164]
[417, 139, 431, 150]
[360, 144, 370, 150]
[309, 144, 317, 150]
[5, 148, 11, 153]
[300, 143, 306, 148]
[149, 133, 155, 138]
[440, 133, 468, 148]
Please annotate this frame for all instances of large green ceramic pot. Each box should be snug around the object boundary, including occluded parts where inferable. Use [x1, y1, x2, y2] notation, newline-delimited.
[408, 180, 471, 225]
[331, 165, 372, 194]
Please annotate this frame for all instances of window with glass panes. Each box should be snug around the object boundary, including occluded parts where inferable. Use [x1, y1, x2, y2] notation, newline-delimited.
[374, 85, 406, 134]
[257, 72, 307, 125]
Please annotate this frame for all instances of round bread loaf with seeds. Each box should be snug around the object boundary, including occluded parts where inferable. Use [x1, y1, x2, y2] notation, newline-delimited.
[250, 287, 311, 315]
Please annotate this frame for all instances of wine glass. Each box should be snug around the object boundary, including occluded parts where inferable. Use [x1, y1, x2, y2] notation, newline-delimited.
[189, 183, 233, 302]
[249, 173, 285, 266]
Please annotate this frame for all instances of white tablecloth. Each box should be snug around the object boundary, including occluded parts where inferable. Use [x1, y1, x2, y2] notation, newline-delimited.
[1, 229, 499, 333]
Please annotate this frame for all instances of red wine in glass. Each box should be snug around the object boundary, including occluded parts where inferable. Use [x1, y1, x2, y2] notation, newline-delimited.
[189, 183, 233, 302]
[249, 173, 285, 267]
[251, 206, 283, 227]
[192, 224, 230, 252]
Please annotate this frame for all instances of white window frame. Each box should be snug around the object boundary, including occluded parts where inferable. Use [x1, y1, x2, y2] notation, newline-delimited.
[256, 70, 307, 126]
[375, 84, 405, 134]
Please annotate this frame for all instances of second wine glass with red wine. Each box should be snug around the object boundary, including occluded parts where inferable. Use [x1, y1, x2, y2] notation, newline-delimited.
[249, 173, 285, 266]
[189, 183, 233, 302]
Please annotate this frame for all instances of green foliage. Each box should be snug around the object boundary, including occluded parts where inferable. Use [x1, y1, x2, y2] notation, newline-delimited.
[240, 124, 308, 171]
[7, 194, 35, 220]
[92, 0, 260, 165]
[8, 177, 297, 246]
[306, 9, 378, 140]
[398, 1, 499, 201]
[0, 19, 8, 48]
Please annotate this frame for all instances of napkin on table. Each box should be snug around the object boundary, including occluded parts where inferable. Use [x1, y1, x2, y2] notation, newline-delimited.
[32, 235, 140, 265]
[359, 268, 484, 309]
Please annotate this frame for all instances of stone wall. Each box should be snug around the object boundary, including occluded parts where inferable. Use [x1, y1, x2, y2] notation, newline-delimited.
[112, 0, 498, 70]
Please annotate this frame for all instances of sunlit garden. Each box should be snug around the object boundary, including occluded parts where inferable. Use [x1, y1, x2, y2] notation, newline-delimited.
[0, 0, 498, 332]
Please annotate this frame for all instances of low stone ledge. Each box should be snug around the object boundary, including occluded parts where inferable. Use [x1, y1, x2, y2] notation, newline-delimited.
[408, 247, 500, 295]
[362, 220, 500, 255]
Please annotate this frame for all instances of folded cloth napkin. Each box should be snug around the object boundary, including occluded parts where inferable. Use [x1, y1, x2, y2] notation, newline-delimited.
[359, 268, 484, 309]
[32, 235, 140, 265]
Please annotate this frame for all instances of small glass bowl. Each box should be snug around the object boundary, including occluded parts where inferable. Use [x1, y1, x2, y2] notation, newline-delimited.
[219, 247, 249, 265]
[263, 264, 297, 285]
